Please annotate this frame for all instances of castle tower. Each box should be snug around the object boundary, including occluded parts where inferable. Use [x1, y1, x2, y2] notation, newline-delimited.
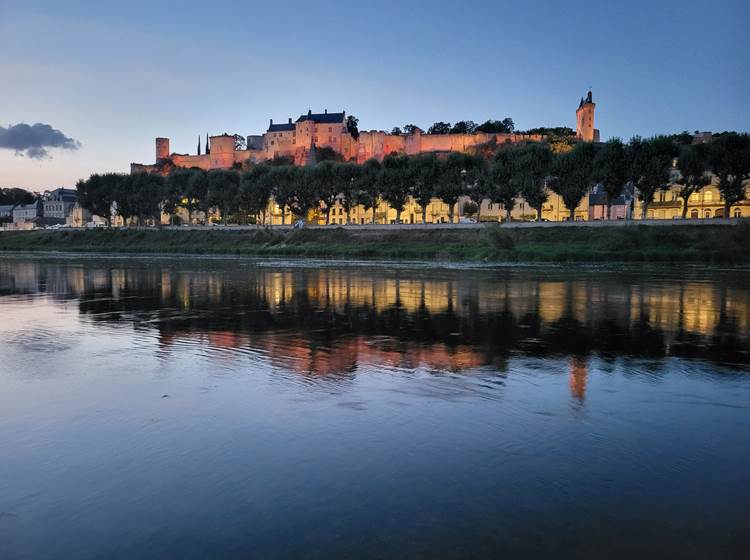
[575, 91, 597, 142]
[155, 137, 170, 162]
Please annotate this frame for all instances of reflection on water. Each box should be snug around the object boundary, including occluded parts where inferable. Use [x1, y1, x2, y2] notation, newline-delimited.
[1, 257, 749, 559]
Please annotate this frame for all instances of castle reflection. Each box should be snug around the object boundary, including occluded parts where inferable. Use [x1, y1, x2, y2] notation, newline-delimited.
[2, 260, 749, 400]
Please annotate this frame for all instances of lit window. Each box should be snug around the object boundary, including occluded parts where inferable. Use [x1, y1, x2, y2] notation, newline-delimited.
[704, 191, 713, 202]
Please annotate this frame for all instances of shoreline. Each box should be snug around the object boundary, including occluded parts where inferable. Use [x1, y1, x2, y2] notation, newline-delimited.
[1, 223, 748, 265]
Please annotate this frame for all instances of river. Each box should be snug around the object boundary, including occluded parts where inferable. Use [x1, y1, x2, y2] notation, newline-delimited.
[1, 256, 749, 559]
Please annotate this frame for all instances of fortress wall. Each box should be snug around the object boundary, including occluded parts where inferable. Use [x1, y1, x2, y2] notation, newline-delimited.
[172, 154, 210, 170]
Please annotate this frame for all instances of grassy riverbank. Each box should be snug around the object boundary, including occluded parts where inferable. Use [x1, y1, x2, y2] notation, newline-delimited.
[1, 223, 748, 263]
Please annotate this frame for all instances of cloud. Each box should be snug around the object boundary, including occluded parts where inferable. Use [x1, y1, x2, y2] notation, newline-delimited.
[0, 123, 81, 159]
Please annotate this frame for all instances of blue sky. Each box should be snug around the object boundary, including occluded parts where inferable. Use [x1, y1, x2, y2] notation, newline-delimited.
[1, 0, 748, 189]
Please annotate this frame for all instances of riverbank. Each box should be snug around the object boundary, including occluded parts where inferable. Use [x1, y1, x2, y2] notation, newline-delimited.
[0, 223, 748, 263]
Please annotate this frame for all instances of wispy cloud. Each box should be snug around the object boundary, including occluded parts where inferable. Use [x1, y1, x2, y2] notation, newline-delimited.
[0, 123, 81, 159]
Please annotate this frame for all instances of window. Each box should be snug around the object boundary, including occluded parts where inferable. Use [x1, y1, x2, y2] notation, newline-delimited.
[734, 208, 742, 218]
[691, 209, 699, 219]
[704, 209, 711, 219]
[328, 127, 332, 132]
[704, 191, 713, 202]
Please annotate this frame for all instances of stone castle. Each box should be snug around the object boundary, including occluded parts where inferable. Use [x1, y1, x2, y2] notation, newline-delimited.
[132, 92, 598, 174]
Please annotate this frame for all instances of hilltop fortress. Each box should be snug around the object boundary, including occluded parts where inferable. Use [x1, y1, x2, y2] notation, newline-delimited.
[132, 92, 598, 173]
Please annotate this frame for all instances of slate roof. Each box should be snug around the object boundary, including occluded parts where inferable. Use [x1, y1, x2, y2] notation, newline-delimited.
[267, 123, 296, 132]
[296, 111, 346, 124]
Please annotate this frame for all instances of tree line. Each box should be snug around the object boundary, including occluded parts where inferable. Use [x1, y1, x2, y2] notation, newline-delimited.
[76, 133, 750, 226]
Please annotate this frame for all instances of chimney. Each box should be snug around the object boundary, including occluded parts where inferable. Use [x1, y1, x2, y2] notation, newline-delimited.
[324, 109, 328, 114]
[270, 118, 273, 126]
[288, 118, 292, 124]
[308, 109, 312, 116]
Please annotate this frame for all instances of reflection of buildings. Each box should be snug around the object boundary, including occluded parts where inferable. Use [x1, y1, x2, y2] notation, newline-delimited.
[1, 261, 749, 376]
[568, 357, 588, 402]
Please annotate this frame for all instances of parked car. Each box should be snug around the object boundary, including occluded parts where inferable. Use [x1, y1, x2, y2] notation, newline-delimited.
[293, 220, 306, 229]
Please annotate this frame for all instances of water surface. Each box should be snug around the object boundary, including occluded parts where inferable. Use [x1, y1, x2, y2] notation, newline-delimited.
[1, 257, 749, 559]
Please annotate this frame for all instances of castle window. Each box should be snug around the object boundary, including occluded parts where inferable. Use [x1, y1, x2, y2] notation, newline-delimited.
[704, 190, 713, 202]
[704, 209, 712, 218]
[734, 208, 741, 218]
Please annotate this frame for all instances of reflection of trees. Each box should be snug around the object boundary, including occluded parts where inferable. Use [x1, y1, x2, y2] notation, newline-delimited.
[2, 261, 749, 372]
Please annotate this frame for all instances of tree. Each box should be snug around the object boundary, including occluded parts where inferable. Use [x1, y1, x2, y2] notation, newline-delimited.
[450, 121, 478, 134]
[291, 166, 321, 220]
[676, 142, 710, 219]
[379, 153, 412, 223]
[113, 173, 138, 225]
[437, 152, 483, 224]
[131, 173, 165, 225]
[0, 187, 35, 207]
[410, 154, 441, 223]
[707, 132, 750, 218]
[163, 168, 195, 219]
[268, 166, 297, 224]
[487, 148, 517, 223]
[335, 162, 362, 224]
[239, 164, 272, 226]
[550, 141, 598, 221]
[207, 170, 240, 223]
[233, 134, 247, 151]
[390, 127, 402, 136]
[403, 124, 422, 135]
[355, 159, 381, 223]
[593, 138, 628, 219]
[346, 115, 360, 139]
[512, 143, 553, 221]
[628, 136, 677, 219]
[310, 161, 339, 224]
[187, 169, 210, 223]
[314, 146, 343, 162]
[427, 122, 451, 135]
[76, 174, 115, 226]
[475, 119, 515, 134]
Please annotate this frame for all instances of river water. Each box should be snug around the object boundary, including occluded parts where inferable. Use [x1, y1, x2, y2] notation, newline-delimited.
[1, 257, 749, 559]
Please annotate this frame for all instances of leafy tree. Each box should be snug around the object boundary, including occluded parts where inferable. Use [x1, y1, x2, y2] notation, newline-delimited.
[131, 173, 165, 225]
[593, 138, 629, 219]
[403, 124, 422, 135]
[671, 131, 694, 146]
[707, 132, 750, 218]
[450, 121, 478, 134]
[187, 169, 210, 223]
[268, 154, 294, 166]
[0, 187, 35, 206]
[314, 146, 343, 162]
[268, 166, 298, 224]
[437, 152, 483, 223]
[427, 122, 451, 135]
[207, 170, 240, 223]
[239, 164, 272, 226]
[512, 143, 553, 220]
[346, 115, 360, 139]
[310, 161, 339, 223]
[291, 166, 321, 220]
[233, 134, 247, 151]
[379, 153, 412, 223]
[676, 142, 710, 219]
[628, 136, 677, 219]
[550, 141, 598, 221]
[335, 162, 362, 224]
[390, 127, 402, 136]
[354, 159, 381, 223]
[488, 148, 518, 222]
[113, 173, 138, 225]
[76, 173, 116, 226]
[410, 154, 441, 223]
[522, 126, 574, 137]
[476, 119, 515, 134]
[164, 168, 196, 218]
[462, 201, 479, 218]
